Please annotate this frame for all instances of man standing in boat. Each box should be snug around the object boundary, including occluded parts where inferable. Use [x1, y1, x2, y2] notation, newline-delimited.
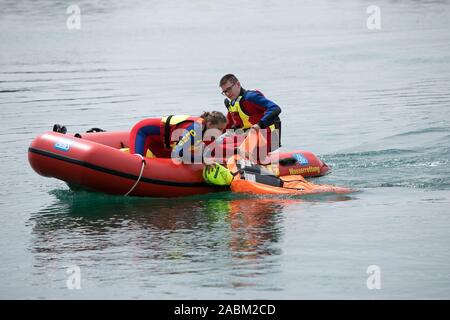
[218, 74, 282, 161]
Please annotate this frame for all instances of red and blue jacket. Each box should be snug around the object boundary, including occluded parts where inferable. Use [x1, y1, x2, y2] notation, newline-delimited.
[224, 88, 281, 130]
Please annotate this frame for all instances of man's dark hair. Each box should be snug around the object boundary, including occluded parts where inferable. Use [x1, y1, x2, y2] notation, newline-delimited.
[219, 74, 239, 86]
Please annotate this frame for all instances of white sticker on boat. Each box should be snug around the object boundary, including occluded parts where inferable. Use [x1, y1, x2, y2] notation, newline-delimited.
[293, 153, 309, 166]
[54, 138, 74, 152]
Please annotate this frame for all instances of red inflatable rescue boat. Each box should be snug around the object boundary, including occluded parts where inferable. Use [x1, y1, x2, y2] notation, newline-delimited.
[28, 129, 330, 198]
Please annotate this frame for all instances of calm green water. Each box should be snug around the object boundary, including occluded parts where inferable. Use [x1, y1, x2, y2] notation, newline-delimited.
[1, 0, 449, 299]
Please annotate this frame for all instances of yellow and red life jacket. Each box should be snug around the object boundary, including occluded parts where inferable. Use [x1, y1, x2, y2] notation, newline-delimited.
[226, 94, 277, 131]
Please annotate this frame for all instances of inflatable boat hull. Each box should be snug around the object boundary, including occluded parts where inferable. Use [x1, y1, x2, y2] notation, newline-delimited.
[28, 131, 330, 197]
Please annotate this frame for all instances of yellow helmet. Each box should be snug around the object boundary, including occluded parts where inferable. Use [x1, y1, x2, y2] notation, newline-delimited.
[203, 163, 234, 186]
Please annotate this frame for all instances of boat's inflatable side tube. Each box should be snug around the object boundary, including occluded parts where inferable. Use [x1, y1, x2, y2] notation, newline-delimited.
[28, 132, 217, 197]
[270, 150, 330, 177]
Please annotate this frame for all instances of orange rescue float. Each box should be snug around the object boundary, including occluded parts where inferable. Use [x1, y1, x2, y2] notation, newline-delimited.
[226, 130, 354, 196]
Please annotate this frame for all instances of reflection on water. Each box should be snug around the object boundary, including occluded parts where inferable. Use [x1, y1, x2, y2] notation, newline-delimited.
[29, 190, 288, 260]
[27, 189, 353, 295]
